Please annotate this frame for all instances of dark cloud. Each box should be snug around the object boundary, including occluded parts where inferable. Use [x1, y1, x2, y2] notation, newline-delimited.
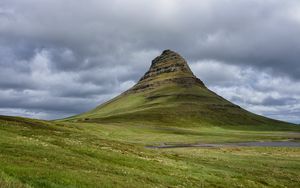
[0, 0, 300, 123]
[261, 97, 297, 106]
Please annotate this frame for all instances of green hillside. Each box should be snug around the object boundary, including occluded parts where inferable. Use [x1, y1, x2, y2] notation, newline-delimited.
[67, 84, 293, 129]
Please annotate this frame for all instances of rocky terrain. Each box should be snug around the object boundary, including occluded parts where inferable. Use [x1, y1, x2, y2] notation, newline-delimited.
[126, 50, 205, 93]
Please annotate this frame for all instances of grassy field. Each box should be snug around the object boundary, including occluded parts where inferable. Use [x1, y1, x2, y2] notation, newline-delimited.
[0, 115, 300, 188]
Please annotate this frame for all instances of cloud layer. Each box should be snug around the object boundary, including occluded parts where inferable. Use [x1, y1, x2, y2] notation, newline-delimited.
[0, 0, 300, 123]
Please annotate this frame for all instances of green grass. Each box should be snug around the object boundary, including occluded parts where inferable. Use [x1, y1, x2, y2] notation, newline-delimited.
[0, 115, 300, 187]
[66, 84, 296, 132]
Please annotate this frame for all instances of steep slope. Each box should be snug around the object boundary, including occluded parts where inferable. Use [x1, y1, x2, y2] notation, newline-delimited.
[66, 50, 294, 128]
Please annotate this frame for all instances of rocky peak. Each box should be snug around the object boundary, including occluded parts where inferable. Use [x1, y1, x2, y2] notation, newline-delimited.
[140, 49, 194, 81]
[126, 49, 205, 94]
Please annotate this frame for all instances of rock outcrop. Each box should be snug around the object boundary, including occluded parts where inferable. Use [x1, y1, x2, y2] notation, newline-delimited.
[126, 49, 205, 94]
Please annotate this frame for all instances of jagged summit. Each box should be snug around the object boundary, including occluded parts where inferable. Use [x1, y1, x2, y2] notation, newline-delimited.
[127, 49, 205, 94]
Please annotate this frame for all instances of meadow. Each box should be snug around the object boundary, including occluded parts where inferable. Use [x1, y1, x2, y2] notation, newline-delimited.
[0, 115, 299, 187]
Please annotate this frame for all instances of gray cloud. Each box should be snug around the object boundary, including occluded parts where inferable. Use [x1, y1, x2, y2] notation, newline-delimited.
[0, 0, 300, 123]
[191, 60, 300, 123]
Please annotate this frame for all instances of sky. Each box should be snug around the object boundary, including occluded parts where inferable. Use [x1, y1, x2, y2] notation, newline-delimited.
[0, 0, 300, 123]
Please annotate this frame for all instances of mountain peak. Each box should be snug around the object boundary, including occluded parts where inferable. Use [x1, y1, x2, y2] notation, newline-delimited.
[151, 49, 190, 68]
[127, 50, 205, 94]
[66, 49, 291, 128]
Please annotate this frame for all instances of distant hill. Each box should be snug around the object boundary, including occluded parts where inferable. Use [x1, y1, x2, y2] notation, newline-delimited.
[65, 50, 295, 129]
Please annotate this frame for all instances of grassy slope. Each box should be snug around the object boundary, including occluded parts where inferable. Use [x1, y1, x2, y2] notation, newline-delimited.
[66, 84, 296, 131]
[0, 115, 300, 187]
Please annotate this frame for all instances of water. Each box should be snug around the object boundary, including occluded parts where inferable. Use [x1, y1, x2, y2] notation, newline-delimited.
[146, 141, 300, 149]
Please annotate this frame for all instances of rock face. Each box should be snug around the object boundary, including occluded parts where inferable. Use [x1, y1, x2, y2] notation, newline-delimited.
[126, 50, 205, 94]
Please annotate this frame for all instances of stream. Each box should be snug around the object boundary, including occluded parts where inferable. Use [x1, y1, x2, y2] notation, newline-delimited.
[146, 140, 300, 149]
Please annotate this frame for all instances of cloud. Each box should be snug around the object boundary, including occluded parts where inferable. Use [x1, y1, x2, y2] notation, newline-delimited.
[191, 60, 300, 123]
[0, 0, 300, 123]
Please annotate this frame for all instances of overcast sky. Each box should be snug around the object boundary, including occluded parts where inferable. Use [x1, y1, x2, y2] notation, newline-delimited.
[1, 0, 300, 123]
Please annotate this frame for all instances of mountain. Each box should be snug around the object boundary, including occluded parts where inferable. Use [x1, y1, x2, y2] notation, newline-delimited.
[1, 50, 299, 187]
[65, 50, 293, 128]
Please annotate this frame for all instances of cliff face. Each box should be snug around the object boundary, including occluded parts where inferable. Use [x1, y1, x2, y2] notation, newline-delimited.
[141, 49, 194, 80]
[127, 50, 205, 93]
